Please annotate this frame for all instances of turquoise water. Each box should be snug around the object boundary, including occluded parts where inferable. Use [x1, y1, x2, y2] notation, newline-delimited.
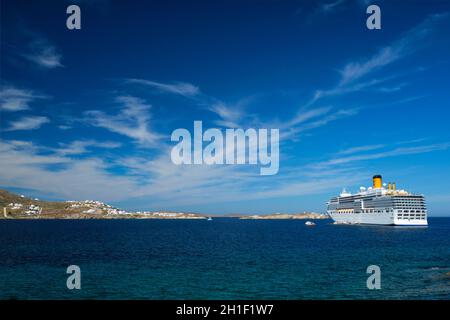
[0, 218, 449, 299]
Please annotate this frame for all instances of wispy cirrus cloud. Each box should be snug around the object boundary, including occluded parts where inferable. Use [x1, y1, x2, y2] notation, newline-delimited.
[23, 37, 63, 69]
[85, 95, 162, 147]
[55, 140, 121, 156]
[336, 144, 386, 155]
[3, 116, 50, 131]
[126, 77, 356, 140]
[58, 125, 73, 130]
[286, 106, 332, 127]
[300, 0, 385, 23]
[281, 107, 359, 140]
[308, 13, 448, 105]
[339, 46, 402, 86]
[283, 11, 447, 140]
[208, 101, 244, 127]
[280, 14, 448, 145]
[127, 77, 258, 130]
[315, 142, 450, 168]
[126, 78, 200, 97]
[376, 82, 409, 93]
[339, 13, 446, 86]
[298, 0, 375, 19]
[312, 76, 395, 102]
[301, 0, 348, 23]
[0, 85, 47, 112]
[319, 0, 346, 13]
[206, 96, 259, 128]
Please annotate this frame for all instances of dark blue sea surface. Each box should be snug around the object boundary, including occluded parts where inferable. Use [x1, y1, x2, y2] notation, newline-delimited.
[0, 218, 449, 299]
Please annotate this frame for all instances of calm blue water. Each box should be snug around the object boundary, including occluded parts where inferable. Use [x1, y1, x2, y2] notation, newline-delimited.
[0, 218, 449, 299]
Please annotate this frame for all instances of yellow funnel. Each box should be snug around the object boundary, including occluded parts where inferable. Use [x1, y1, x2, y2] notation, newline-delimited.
[373, 175, 382, 189]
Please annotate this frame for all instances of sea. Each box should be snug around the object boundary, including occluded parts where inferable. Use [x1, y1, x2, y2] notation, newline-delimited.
[0, 217, 449, 299]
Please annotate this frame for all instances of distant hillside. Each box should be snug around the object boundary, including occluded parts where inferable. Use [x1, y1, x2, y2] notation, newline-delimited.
[0, 189, 39, 206]
[0, 189, 205, 219]
[0, 189, 67, 213]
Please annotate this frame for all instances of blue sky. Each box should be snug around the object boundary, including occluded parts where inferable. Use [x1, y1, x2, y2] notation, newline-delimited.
[1, 0, 450, 215]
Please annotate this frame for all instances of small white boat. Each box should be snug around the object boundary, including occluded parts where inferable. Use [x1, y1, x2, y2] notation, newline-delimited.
[305, 221, 316, 226]
[207, 217, 213, 221]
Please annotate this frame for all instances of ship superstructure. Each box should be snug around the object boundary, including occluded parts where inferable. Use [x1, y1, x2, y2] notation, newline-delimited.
[327, 175, 428, 226]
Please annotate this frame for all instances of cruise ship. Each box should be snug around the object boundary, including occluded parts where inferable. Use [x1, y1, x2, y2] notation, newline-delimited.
[327, 175, 428, 226]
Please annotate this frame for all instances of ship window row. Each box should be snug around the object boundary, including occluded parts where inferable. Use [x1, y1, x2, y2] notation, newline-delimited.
[397, 210, 426, 213]
[334, 209, 392, 213]
[395, 206, 425, 208]
[393, 201, 424, 204]
[357, 209, 394, 213]
[397, 214, 426, 220]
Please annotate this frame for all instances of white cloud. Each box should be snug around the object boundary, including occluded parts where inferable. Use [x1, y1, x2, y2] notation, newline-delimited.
[336, 144, 386, 155]
[208, 100, 248, 128]
[286, 106, 332, 127]
[315, 142, 450, 167]
[304, 13, 448, 108]
[320, 0, 346, 13]
[126, 79, 200, 97]
[55, 140, 121, 156]
[339, 47, 401, 86]
[280, 17, 446, 139]
[85, 95, 162, 147]
[313, 76, 396, 102]
[58, 125, 72, 130]
[281, 108, 359, 140]
[0, 140, 137, 201]
[23, 38, 63, 68]
[339, 13, 446, 86]
[4, 116, 49, 131]
[0, 85, 47, 112]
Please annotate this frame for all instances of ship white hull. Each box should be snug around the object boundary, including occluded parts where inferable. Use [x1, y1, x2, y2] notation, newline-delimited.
[327, 176, 428, 226]
[328, 211, 428, 226]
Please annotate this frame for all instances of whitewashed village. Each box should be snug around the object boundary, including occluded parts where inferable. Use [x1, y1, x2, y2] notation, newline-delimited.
[1, 189, 206, 219]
